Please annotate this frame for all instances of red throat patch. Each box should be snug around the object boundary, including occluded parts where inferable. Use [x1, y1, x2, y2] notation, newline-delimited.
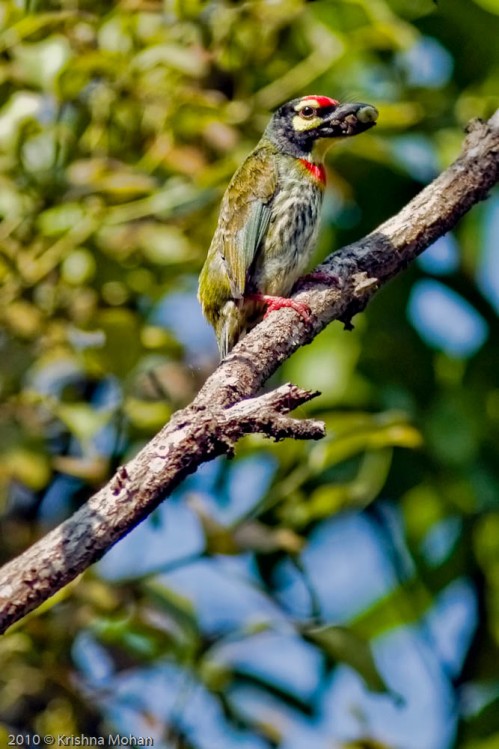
[299, 159, 326, 185]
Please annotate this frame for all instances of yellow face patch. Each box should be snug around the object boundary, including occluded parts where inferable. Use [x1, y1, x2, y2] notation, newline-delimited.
[292, 98, 326, 132]
[292, 114, 322, 132]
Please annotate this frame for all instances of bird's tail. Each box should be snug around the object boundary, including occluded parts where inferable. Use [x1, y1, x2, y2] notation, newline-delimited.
[216, 300, 246, 359]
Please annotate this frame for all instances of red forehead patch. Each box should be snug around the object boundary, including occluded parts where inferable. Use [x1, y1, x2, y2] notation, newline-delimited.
[302, 95, 339, 108]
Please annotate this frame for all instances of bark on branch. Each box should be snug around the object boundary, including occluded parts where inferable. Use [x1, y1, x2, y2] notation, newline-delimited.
[1, 112, 498, 634]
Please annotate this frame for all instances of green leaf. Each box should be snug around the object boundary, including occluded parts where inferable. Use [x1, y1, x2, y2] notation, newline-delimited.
[124, 397, 172, 432]
[349, 580, 434, 641]
[55, 403, 112, 444]
[90, 309, 142, 377]
[309, 412, 422, 474]
[3, 447, 51, 490]
[143, 580, 200, 645]
[304, 624, 390, 694]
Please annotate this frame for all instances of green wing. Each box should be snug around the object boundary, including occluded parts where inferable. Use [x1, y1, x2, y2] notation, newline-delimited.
[217, 146, 277, 298]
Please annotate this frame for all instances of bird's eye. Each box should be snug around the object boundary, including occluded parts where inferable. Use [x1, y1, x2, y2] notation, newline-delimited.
[300, 106, 316, 119]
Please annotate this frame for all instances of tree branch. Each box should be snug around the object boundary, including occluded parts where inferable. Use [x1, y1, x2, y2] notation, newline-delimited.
[1, 112, 498, 634]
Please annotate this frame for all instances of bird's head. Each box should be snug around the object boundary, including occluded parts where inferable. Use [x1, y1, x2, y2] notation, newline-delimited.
[265, 95, 378, 159]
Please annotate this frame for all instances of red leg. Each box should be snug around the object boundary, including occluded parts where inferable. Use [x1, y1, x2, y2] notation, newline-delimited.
[246, 293, 312, 322]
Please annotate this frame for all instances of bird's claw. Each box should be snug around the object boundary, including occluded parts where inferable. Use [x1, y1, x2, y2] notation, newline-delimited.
[263, 297, 312, 322]
[247, 294, 312, 323]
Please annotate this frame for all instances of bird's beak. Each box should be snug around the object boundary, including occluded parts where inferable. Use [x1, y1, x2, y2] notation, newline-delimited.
[321, 102, 378, 138]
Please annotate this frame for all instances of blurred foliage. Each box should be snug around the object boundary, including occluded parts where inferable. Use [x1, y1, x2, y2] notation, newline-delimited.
[0, 0, 499, 747]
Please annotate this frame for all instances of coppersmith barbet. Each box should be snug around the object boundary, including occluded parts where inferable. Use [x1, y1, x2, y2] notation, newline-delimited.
[198, 95, 378, 358]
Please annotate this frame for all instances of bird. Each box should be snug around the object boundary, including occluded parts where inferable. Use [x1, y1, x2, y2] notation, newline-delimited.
[198, 95, 378, 359]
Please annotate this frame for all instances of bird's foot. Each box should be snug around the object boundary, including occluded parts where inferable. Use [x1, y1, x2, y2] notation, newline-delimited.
[247, 293, 312, 322]
[292, 270, 341, 292]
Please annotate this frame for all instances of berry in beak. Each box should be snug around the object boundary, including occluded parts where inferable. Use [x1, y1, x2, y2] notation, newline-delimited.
[322, 102, 379, 137]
